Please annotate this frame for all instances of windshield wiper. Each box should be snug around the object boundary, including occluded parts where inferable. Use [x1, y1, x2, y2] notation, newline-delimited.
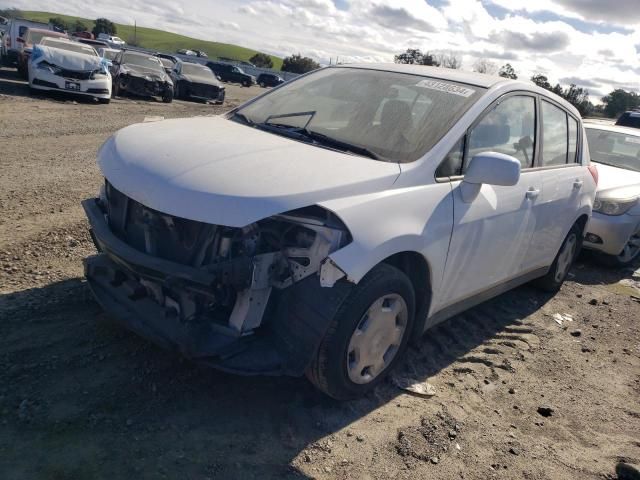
[234, 110, 381, 160]
[299, 129, 381, 160]
[231, 111, 255, 126]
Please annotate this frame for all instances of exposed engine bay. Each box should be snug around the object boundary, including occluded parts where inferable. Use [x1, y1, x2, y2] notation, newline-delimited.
[86, 181, 352, 339]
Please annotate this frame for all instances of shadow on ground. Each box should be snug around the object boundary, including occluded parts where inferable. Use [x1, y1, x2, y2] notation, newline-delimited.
[0, 266, 581, 480]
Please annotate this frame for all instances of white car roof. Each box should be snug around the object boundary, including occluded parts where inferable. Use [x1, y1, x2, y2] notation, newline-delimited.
[583, 122, 640, 136]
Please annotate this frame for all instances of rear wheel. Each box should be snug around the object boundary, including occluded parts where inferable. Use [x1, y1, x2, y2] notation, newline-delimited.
[259, 81, 266, 88]
[306, 263, 415, 400]
[533, 223, 582, 292]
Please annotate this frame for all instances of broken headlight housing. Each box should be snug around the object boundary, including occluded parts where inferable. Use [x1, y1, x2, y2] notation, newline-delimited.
[593, 197, 638, 216]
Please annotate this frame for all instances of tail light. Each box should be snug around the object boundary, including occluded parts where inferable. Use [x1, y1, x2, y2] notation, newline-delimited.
[588, 164, 599, 186]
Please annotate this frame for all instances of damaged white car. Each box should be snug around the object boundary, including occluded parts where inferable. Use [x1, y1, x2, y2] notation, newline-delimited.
[83, 65, 596, 399]
[28, 37, 111, 103]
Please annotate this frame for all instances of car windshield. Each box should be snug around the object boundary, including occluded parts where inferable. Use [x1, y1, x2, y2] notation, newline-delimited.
[41, 38, 97, 56]
[102, 50, 118, 60]
[158, 58, 174, 68]
[28, 31, 57, 44]
[123, 53, 163, 71]
[234, 67, 486, 163]
[182, 63, 214, 77]
[586, 128, 640, 172]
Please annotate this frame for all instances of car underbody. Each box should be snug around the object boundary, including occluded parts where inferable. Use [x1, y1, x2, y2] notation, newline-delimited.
[83, 182, 354, 375]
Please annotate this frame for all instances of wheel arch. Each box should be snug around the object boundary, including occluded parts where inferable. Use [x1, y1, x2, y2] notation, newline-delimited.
[380, 251, 432, 341]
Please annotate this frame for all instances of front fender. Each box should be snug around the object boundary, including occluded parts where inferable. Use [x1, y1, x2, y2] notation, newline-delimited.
[321, 183, 453, 296]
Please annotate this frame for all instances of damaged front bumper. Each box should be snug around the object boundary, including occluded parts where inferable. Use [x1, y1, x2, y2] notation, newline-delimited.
[118, 75, 171, 98]
[82, 198, 353, 375]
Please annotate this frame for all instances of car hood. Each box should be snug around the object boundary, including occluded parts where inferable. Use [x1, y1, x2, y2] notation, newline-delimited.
[32, 45, 102, 70]
[182, 73, 222, 87]
[98, 116, 401, 227]
[121, 64, 167, 81]
[595, 163, 640, 199]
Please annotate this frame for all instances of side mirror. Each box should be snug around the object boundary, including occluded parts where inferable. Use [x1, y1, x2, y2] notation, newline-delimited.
[460, 152, 521, 203]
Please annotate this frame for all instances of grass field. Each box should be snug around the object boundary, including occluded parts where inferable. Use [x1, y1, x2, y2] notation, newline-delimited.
[23, 11, 283, 69]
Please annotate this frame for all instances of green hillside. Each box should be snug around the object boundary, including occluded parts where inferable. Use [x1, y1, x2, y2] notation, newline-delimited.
[23, 11, 283, 69]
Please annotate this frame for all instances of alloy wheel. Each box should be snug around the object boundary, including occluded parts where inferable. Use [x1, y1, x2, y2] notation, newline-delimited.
[617, 233, 640, 264]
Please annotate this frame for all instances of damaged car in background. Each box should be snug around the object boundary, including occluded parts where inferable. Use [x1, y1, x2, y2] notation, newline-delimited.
[83, 65, 596, 399]
[170, 60, 225, 104]
[28, 37, 111, 103]
[111, 49, 173, 103]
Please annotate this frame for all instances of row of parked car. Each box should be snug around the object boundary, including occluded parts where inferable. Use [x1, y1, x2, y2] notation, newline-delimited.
[78, 63, 640, 399]
[1, 17, 286, 105]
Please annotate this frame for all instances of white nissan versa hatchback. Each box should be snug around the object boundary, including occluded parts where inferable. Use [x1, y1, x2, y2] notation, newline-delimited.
[83, 65, 597, 399]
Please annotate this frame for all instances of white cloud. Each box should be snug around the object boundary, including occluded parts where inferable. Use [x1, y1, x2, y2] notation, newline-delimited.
[11, 0, 640, 100]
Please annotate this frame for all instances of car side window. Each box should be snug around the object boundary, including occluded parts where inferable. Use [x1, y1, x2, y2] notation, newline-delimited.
[466, 95, 536, 171]
[541, 101, 569, 166]
[567, 116, 579, 163]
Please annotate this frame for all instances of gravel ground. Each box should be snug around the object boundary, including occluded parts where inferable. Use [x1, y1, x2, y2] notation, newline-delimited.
[1, 66, 639, 480]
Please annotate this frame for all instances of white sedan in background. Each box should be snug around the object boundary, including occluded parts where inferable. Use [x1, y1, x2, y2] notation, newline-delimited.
[28, 37, 112, 103]
[83, 65, 596, 399]
[584, 122, 640, 266]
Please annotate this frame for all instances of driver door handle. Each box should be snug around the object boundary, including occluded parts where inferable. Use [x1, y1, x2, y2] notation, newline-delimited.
[525, 188, 540, 200]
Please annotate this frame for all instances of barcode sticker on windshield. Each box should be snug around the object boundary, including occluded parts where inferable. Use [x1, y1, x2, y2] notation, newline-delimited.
[415, 80, 476, 98]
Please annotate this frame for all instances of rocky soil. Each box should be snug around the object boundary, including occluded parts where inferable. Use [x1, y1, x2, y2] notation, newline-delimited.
[1, 66, 639, 480]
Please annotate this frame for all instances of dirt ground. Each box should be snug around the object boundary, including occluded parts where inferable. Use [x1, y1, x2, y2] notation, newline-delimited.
[1, 66, 639, 480]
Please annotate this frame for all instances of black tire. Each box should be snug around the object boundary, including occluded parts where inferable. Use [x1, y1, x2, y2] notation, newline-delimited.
[533, 223, 582, 292]
[306, 263, 415, 400]
[97, 98, 110, 104]
[111, 82, 119, 98]
[259, 81, 266, 88]
[162, 89, 173, 103]
[242, 80, 250, 87]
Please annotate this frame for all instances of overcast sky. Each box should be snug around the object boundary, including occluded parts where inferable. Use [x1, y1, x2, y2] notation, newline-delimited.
[7, 0, 639, 99]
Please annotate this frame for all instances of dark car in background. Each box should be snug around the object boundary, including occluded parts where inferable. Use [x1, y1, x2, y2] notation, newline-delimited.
[206, 61, 255, 87]
[170, 61, 225, 104]
[616, 111, 640, 129]
[257, 72, 284, 88]
[111, 49, 173, 103]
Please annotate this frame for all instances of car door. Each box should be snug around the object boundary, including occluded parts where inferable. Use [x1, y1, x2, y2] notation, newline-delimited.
[534, 99, 585, 265]
[437, 94, 545, 308]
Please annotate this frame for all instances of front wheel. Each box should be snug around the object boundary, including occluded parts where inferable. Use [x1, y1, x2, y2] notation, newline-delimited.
[306, 263, 415, 400]
[533, 223, 582, 292]
[596, 233, 640, 267]
[162, 89, 173, 103]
